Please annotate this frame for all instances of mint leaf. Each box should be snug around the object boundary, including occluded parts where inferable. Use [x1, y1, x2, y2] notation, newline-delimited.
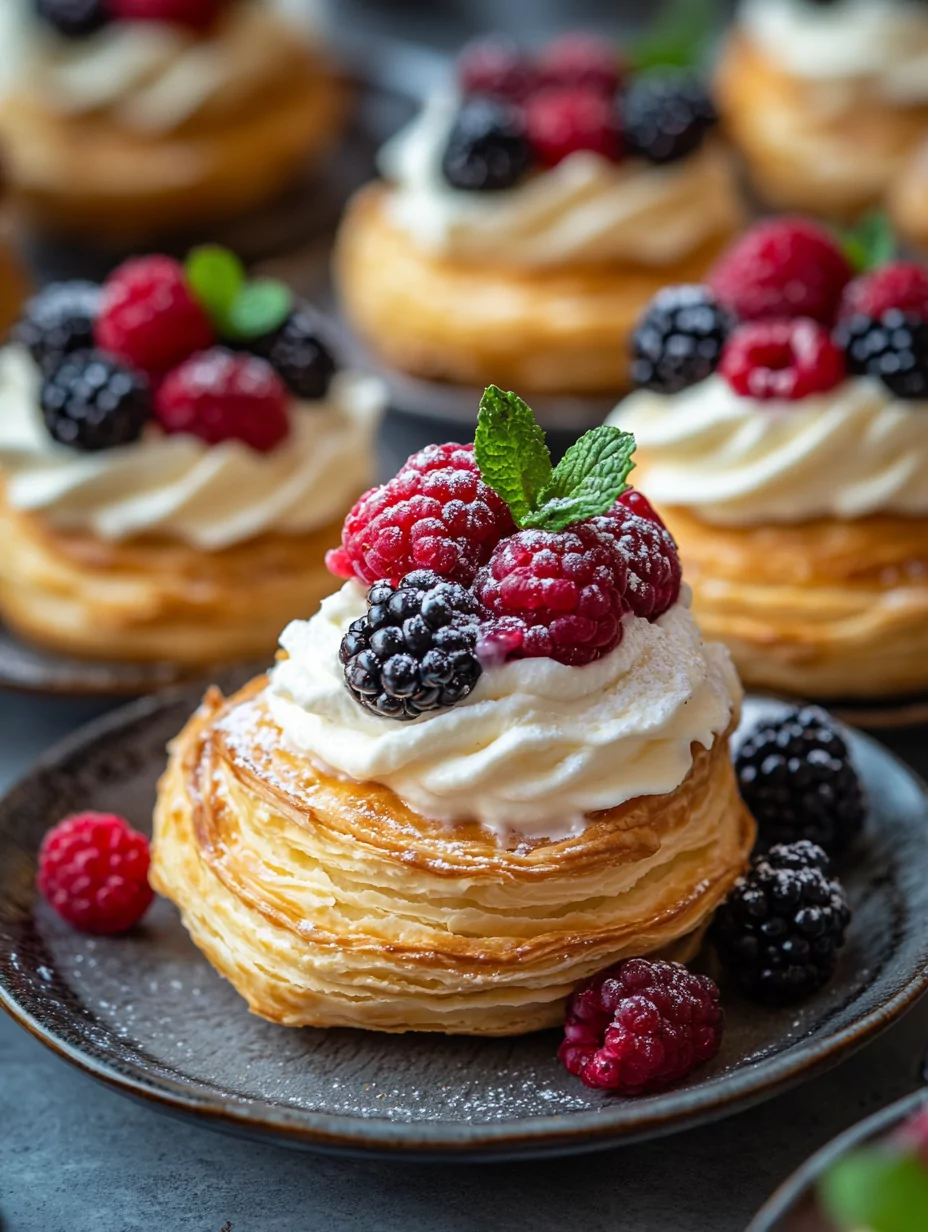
[630, 0, 720, 72]
[224, 279, 292, 341]
[185, 245, 245, 326]
[474, 385, 552, 527]
[524, 426, 636, 532]
[840, 212, 896, 273]
[819, 1150, 928, 1232]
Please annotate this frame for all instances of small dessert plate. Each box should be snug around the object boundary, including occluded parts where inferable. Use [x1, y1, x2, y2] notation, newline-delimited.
[1, 695, 927, 1160]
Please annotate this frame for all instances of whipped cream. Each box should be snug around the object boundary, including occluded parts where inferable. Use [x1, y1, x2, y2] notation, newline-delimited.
[377, 93, 743, 269]
[0, 345, 383, 550]
[611, 375, 928, 526]
[740, 0, 928, 103]
[266, 581, 740, 842]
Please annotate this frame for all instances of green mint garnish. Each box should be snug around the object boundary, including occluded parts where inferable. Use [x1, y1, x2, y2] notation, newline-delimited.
[185, 245, 245, 323]
[840, 211, 897, 274]
[474, 386, 636, 534]
[223, 279, 292, 341]
[630, 0, 720, 72]
[819, 1147, 928, 1232]
[185, 245, 292, 341]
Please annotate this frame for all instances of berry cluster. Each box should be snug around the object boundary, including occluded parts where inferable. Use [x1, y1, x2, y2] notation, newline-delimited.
[632, 216, 928, 401]
[10, 248, 336, 454]
[442, 34, 718, 192]
[35, 0, 225, 39]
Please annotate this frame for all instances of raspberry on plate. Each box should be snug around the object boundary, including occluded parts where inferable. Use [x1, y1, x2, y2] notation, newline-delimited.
[719, 318, 846, 401]
[559, 958, 724, 1094]
[473, 524, 629, 667]
[591, 504, 681, 620]
[537, 34, 622, 96]
[95, 255, 214, 379]
[154, 347, 290, 452]
[838, 261, 928, 323]
[525, 87, 623, 167]
[38, 812, 153, 935]
[108, 0, 221, 29]
[326, 442, 515, 587]
[457, 37, 538, 103]
[709, 217, 853, 326]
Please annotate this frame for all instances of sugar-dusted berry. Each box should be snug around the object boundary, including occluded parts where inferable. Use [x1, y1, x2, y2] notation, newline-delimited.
[720, 318, 845, 401]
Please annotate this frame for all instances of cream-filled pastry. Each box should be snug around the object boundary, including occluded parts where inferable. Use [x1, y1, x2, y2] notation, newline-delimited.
[0, 0, 346, 239]
[335, 34, 745, 395]
[151, 387, 753, 1036]
[0, 246, 383, 664]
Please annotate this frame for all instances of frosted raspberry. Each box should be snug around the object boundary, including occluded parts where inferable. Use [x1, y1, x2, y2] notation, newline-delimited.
[108, 0, 221, 29]
[472, 524, 628, 667]
[559, 958, 724, 1094]
[592, 502, 681, 620]
[614, 487, 666, 529]
[38, 812, 153, 935]
[457, 38, 538, 103]
[838, 261, 928, 323]
[525, 87, 623, 166]
[537, 34, 622, 95]
[719, 318, 845, 401]
[709, 218, 852, 326]
[326, 443, 515, 587]
[155, 347, 290, 452]
[95, 255, 214, 379]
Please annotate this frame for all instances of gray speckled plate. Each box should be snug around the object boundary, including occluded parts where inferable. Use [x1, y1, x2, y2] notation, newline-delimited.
[1, 694, 927, 1160]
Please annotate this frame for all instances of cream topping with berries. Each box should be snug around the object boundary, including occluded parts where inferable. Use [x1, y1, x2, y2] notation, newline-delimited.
[0, 344, 382, 550]
[267, 580, 740, 841]
[378, 92, 742, 269]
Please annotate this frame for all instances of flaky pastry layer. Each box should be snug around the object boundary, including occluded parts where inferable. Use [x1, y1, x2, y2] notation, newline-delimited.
[150, 678, 754, 1035]
[334, 183, 739, 395]
[890, 140, 928, 254]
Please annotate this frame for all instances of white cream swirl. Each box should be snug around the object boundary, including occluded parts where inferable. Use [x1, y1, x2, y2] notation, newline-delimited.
[740, 0, 928, 103]
[266, 581, 740, 842]
[378, 93, 743, 269]
[0, 345, 383, 550]
[611, 375, 928, 526]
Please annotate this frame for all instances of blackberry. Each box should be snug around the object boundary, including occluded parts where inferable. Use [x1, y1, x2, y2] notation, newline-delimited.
[631, 285, 733, 393]
[441, 99, 534, 192]
[41, 350, 152, 452]
[836, 309, 928, 399]
[248, 301, 336, 401]
[623, 73, 718, 165]
[13, 281, 102, 373]
[736, 706, 866, 857]
[711, 841, 851, 1005]
[34, 0, 110, 37]
[339, 570, 483, 720]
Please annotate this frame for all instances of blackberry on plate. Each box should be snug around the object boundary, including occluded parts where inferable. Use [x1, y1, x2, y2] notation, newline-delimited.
[835, 309, 928, 399]
[41, 350, 151, 452]
[248, 300, 336, 401]
[631, 284, 733, 393]
[34, 0, 110, 37]
[736, 705, 865, 856]
[623, 73, 718, 165]
[441, 99, 534, 192]
[13, 281, 102, 372]
[711, 841, 851, 1005]
[340, 571, 483, 721]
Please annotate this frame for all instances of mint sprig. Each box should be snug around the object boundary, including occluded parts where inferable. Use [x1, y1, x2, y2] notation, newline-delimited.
[630, 0, 721, 73]
[840, 211, 897, 274]
[474, 386, 636, 534]
[185, 245, 292, 341]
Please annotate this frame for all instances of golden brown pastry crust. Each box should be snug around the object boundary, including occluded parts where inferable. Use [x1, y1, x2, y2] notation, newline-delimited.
[0, 238, 28, 338]
[334, 183, 740, 395]
[150, 679, 754, 1035]
[716, 34, 928, 220]
[891, 139, 928, 254]
[0, 496, 344, 665]
[656, 502, 928, 699]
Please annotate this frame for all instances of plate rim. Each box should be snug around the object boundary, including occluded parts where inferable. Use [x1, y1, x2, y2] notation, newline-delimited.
[2, 686, 928, 1160]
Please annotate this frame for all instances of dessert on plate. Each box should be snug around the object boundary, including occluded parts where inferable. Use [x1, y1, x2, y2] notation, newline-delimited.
[716, 0, 928, 221]
[611, 216, 928, 700]
[0, 245, 383, 665]
[0, 0, 346, 240]
[151, 387, 754, 1035]
[335, 34, 745, 395]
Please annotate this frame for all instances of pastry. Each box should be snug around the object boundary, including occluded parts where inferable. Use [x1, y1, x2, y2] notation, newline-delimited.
[890, 135, 928, 254]
[151, 387, 753, 1035]
[0, 0, 346, 241]
[0, 246, 383, 665]
[611, 216, 928, 701]
[0, 233, 28, 336]
[335, 34, 745, 395]
[716, 0, 928, 220]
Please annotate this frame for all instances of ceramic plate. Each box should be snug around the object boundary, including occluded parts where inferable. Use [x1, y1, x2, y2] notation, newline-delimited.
[1, 694, 927, 1160]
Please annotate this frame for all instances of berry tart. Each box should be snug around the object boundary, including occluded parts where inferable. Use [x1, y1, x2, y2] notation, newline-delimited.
[0, 0, 346, 240]
[610, 217, 928, 701]
[0, 246, 384, 666]
[150, 387, 754, 1035]
[716, 0, 928, 221]
[334, 34, 745, 396]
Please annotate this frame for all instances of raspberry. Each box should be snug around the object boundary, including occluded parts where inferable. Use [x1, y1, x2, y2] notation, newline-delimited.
[591, 506, 681, 620]
[559, 958, 724, 1095]
[525, 87, 622, 167]
[37, 812, 153, 935]
[326, 443, 514, 587]
[95, 255, 214, 380]
[719, 318, 846, 401]
[457, 37, 538, 103]
[537, 34, 622, 96]
[472, 524, 628, 667]
[838, 261, 928, 323]
[108, 0, 221, 29]
[154, 348, 290, 452]
[709, 218, 852, 326]
[441, 100, 534, 193]
[614, 487, 667, 529]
